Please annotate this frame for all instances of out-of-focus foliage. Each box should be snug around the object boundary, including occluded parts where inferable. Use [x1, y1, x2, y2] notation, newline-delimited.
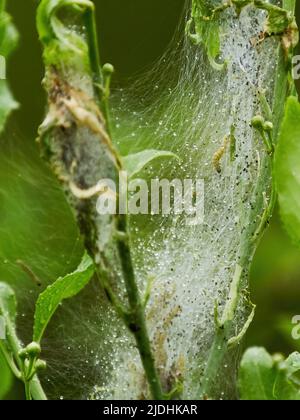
[275, 97, 300, 248]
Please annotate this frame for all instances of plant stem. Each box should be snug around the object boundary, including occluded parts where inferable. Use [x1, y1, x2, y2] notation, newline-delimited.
[83, 3, 112, 132]
[116, 215, 164, 400]
[30, 376, 48, 401]
[83, 5, 103, 103]
[0, 341, 21, 379]
[200, 330, 228, 399]
[24, 381, 32, 401]
[198, 264, 243, 398]
[95, 222, 164, 399]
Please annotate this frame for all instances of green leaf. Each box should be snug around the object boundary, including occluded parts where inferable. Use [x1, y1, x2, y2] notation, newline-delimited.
[274, 96, 300, 247]
[0, 351, 13, 399]
[33, 252, 95, 343]
[273, 353, 300, 400]
[238, 347, 277, 400]
[238, 347, 300, 400]
[186, 0, 227, 70]
[122, 149, 179, 179]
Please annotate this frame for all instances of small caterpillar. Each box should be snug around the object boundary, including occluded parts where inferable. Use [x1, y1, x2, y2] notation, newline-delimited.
[212, 136, 230, 174]
[212, 125, 236, 173]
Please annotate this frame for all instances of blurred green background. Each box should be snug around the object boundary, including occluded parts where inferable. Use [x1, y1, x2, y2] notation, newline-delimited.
[1, 0, 300, 399]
